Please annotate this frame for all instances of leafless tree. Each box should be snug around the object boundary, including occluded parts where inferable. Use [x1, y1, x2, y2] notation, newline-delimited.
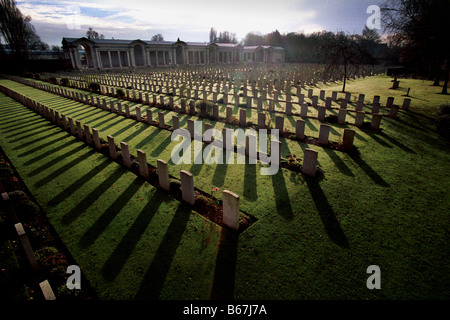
[0, 0, 48, 65]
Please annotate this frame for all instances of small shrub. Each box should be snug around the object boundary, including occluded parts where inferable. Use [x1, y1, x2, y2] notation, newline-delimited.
[88, 82, 101, 93]
[48, 77, 58, 85]
[35, 247, 67, 268]
[116, 89, 125, 99]
[33, 73, 41, 80]
[60, 78, 69, 87]
[227, 116, 239, 126]
[324, 115, 338, 124]
[286, 154, 302, 170]
[436, 104, 450, 140]
[169, 179, 182, 197]
[195, 100, 214, 118]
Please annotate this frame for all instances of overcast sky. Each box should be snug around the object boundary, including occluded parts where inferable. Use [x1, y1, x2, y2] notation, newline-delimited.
[15, 0, 382, 47]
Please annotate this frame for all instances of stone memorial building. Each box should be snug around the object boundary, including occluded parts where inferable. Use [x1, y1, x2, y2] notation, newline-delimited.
[62, 37, 285, 70]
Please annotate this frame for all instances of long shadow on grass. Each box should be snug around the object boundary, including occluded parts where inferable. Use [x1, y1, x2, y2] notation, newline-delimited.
[97, 115, 130, 132]
[243, 157, 257, 201]
[110, 120, 139, 138]
[134, 128, 163, 149]
[61, 166, 127, 226]
[305, 175, 349, 248]
[363, 130, 392, 148]
[78, 176, 145, 248]
[271, 169, 293, 219]
[15, 131, 67, 154]
[150, 134, 172, 158]
[34, 148, 97, 188]
[377, 131, 416, 154]
[348, 150, 390, 187]
[6, 122, 54, 141]
[47, 157, 111, 207]
[212, 160, 228, 188]
[24, 140, 83, 174]
[323, 148, 354, 176]
[209, 228, 238, 300]
[1, 117, 44, 133]
[101, 190, 165, 282]
[122, 124, 151, 142]
[134, 203, 191, 299]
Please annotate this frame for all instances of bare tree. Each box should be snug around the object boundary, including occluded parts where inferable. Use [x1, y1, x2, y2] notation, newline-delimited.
[86, 27, 104, 40]
[319, 32, 374, 92]
[381, 0, 450, 94]
[0, 0, 47, 65]
[217, 30, 237, 44]
[151, 33, 164, 42]
[209, 27, 217, 43]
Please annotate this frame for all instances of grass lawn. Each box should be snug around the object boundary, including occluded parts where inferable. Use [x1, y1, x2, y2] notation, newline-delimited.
[0, 73, 449, 299]
[0, 93, 222, 299]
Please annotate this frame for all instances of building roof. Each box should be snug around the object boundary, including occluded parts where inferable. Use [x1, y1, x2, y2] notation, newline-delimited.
[61, 37, 285, 52]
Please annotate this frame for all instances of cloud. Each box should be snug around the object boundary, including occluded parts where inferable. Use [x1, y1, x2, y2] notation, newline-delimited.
[16, 0, 319, 45]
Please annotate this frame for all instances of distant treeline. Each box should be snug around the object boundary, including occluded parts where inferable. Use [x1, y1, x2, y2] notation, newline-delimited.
[241, 28, 393, 65]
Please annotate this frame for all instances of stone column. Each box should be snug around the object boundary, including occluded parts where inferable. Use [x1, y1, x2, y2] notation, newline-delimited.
[222, 190, 240, 230]
[180, 170, 195, 205]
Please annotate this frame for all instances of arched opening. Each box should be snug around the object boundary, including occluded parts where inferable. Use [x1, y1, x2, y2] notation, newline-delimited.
[176, 45, 184, 65]
[134, 44, 145, 66]
[79, 43, 95, 68]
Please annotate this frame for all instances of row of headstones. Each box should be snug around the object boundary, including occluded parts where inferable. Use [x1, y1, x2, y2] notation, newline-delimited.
[56, 76, 378, 126]
[74, 62, 384, 89]
[25, 76, 378, 146]
[76, 63, 383, 88]
[63, 73, 411, 116]
[0, 179, 56, 299]
[2, 85, 244, 231]
[13, 75, 380, 152]
[14, 74, 388, 154]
